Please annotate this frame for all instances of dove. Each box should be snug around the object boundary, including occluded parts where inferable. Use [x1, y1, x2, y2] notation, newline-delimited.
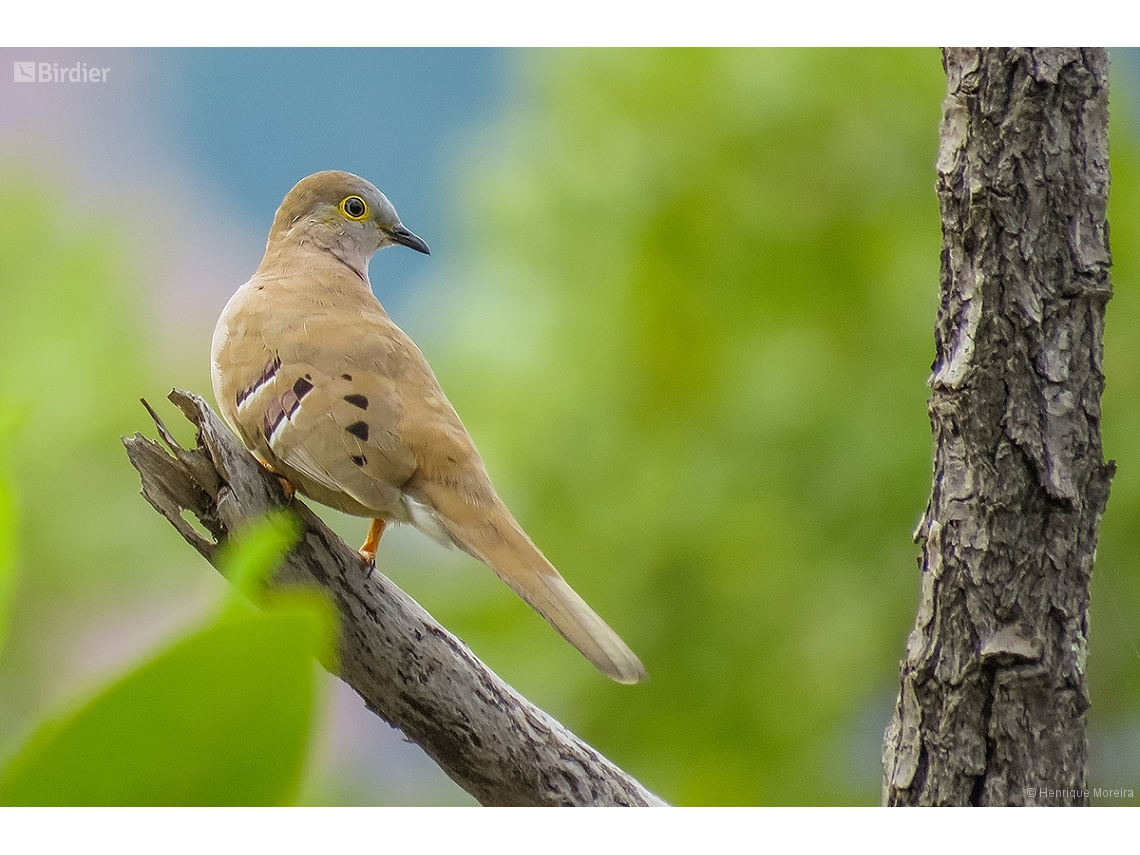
[211, 171, 646, 683]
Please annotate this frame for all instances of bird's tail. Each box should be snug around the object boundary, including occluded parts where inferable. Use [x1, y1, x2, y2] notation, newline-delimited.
[438, 504, 647, 684]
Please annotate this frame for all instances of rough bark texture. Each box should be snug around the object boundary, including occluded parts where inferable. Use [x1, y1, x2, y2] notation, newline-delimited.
[122, 389, 664, 807]
[882, 48, 1114, 806]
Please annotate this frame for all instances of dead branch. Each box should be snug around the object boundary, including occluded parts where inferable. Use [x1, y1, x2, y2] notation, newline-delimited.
[123, 389, 664, 807]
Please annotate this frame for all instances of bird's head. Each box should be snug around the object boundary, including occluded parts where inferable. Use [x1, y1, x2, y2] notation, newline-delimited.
[266, 170, 429, 278]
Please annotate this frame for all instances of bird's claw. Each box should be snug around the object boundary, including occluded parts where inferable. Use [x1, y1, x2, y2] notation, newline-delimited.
[358, 518, 385, 578]
[256, 459, 296, 501]
[274, 473, 296, 501]
[359, 548, 377, 578]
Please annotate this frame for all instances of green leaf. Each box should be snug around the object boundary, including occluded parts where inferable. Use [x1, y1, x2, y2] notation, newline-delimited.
[0, 612, 318, 806]
[216, 509, 301, 605]
[214, 510, 339, 670]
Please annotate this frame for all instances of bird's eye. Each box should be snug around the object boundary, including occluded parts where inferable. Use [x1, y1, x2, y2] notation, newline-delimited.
[340, 196, 368, 221]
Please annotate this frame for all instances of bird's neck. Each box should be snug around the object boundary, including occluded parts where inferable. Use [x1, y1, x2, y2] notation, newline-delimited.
[248, 243, 390, 323]
[264, 216, 375, 283]
[258, 236, 373, 288]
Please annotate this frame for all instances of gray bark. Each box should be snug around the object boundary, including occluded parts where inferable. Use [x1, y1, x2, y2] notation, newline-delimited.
[883, 48, 1114, 806]
[123, 389, 664, 807]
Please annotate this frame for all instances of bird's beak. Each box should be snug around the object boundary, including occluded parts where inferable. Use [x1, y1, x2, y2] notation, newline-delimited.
[386, 224, 431, 255]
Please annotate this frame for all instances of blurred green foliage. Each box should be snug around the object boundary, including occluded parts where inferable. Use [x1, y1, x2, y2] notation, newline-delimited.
[0, 166, 208, 768]
[426, 47, 947, 805]
[1088, 56, 1140, 802]
[0, 48, 1137, 807]
[0, 614, 313, 806]
[0, 406, 17, 659]
[0, 171, 161, 592]
[0, 514, 328, 806]
[414, 47, 1140, 805]
[0, 166, 329, 805]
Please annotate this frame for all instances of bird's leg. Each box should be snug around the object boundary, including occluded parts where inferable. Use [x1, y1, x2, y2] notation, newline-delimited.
[359, 518, 386, 571]
[271, 472, 296, 500]
[256, 459, 295, 500]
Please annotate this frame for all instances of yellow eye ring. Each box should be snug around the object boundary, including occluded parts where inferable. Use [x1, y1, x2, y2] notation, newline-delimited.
[340, 195, 369, 221]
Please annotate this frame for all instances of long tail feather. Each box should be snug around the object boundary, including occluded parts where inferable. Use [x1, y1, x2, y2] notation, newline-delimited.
[435, 503, 647, 684]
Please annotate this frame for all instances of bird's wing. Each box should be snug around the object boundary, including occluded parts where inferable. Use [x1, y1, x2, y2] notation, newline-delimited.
[234, 353, 418, 516]
[216, 282, 646, 682]
[216, 294, 421, 518]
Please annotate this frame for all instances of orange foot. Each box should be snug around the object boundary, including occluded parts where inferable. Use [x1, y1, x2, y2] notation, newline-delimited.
[257, 459, 295, 500]
[359, 518, 386, 574]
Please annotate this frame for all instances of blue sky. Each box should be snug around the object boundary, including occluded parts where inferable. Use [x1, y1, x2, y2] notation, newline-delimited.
[156, 49, 507, 289]
[0, 48, 512, 323]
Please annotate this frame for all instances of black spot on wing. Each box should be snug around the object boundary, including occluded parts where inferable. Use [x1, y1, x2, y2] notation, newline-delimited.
[346, 421, 369, 442]
[341, 373, 353, 381]
[293, 376, 314, 398]
[236, 353, 281, 407]
[344, 393, 368, 410]
[351, 455, 367, 467]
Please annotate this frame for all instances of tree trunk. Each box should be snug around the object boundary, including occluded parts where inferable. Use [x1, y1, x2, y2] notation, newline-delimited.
[883, 48, 1114, 806]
